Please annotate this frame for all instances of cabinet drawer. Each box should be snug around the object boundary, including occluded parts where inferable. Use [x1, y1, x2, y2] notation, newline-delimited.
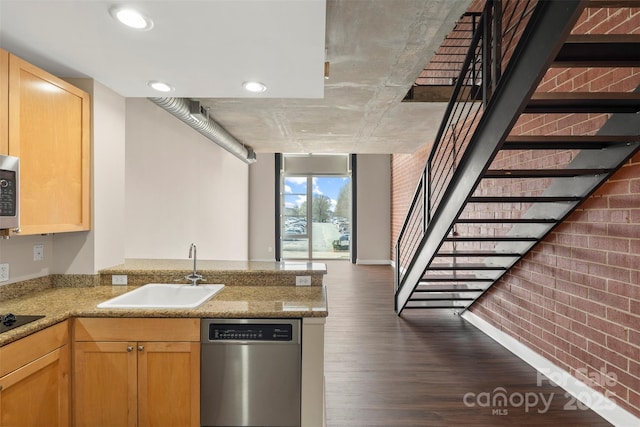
[73, 318, 200, 342]
[0, 320, 69, 377]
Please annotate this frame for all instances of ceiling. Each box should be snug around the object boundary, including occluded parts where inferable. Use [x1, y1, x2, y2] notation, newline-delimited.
[0, 0, 471, 154]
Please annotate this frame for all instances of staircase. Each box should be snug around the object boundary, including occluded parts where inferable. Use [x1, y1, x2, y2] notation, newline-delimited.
[394, 0, 640, 314]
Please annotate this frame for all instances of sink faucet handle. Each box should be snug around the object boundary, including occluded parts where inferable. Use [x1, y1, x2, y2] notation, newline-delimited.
[187, 243, 201, 285]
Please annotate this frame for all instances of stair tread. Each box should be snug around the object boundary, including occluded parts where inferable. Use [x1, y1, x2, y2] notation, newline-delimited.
[420, 276, 495, 282]
[414, 288, 486, 292]
[503, 135, 639, 150]
[445, 236, 539, 242]
[435, 250, 522, 256]
[555, 34, 640, 67]
[469, 196, 582, 202]
[455, 217, 557, 223]
[525, 92, 640, 114]
[427, 263, 507, 270]
[484, 168, 612, 178]
[406, 299, 472, 303]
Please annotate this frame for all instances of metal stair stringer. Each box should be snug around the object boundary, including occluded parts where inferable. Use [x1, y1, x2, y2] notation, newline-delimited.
[423, 132, 640, 313]
[394, 0, 588, 314]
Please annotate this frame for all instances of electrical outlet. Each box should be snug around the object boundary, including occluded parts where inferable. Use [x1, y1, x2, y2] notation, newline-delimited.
[34, 244, 44, 261]
[296, 276, 311, 286]
[112, 274, 128, 285]
[0, 263, 9, 282]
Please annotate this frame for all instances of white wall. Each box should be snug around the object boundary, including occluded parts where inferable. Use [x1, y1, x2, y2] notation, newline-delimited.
[0, 234, 54, 283]
[53, 79, 126, 274]
[125, 98, 249, 260]
[249, 153, 276, 261]
[356, 154, 391, 264]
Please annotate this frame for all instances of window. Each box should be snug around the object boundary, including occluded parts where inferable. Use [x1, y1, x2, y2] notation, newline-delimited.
[280, 155, 352, 260]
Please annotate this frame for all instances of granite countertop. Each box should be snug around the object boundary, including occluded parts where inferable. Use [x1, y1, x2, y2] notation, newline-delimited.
[101, 259, 328, 274]
[0, 272, 328, 347]
[99, 259, 327, 287]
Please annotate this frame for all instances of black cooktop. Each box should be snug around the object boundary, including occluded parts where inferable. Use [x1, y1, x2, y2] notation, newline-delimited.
[0, 314, 45, 333]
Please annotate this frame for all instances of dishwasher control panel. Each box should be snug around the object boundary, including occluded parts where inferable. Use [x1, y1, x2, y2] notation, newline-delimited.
[207, 323, 294, 342]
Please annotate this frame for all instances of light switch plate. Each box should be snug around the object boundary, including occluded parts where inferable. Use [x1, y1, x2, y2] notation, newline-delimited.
[296, 276, 311, 286]
[0, 264, 9, 282]
[112, 274, 128, 285]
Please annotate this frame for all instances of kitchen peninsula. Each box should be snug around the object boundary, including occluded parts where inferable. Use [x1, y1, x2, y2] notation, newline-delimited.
[0, 260, 328, 427]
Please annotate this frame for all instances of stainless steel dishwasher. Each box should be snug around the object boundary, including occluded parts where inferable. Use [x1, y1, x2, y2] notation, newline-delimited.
[201, 318, 302, 427]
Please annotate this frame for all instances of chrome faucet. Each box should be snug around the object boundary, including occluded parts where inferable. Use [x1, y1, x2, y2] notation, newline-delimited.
[185, 243, 204, 286]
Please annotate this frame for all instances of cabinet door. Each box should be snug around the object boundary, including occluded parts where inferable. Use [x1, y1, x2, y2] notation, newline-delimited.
[0, 49, 8, 155]
[73, 341, 137, 427]
[0, 345, 70, 427]
[8, 53, 90, 234]
[137, 342, 200, 427]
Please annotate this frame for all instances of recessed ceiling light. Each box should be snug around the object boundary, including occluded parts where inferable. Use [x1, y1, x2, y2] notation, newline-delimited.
[147, 80, 174, 93]
[110, 6, 154, 31]
[242, 81, 267, 93]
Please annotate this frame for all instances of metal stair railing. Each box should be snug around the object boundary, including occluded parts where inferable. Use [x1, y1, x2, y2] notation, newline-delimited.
[394, 0, 588, 314]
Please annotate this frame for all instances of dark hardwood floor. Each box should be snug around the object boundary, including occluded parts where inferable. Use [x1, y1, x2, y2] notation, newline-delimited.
[322, 261, 612, 427]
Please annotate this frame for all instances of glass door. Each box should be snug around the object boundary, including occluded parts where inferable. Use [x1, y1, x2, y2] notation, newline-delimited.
[282, 176, 309, 259]
[282, 175, 351, 260]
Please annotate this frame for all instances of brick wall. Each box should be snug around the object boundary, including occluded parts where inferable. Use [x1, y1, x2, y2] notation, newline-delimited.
[390, 144, 430, 258]
[390, 3, 640, 417]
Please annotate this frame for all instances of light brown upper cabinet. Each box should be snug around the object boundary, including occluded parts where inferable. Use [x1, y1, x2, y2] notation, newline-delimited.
[2, 49, 91, 234]
[0, 50, 8, 154]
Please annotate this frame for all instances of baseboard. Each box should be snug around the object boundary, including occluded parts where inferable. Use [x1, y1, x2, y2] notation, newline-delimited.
[355, 259, 392, 265]
[462, 311, 640, 427]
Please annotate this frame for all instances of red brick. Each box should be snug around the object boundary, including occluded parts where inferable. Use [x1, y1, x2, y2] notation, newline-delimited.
[599, 179, 630, 195]
[571, 320, 607, 345]
[608, 280, 640, 300]
[607, 335, 640, 361]
[628, 389, 640, 415]
[587, 314, 629, 342]
[571, 247, 607, 264]
[588, 263, 630, 283]
[589, 288, 630, 310]
[555, 301, 588, 323]
[601, 365, 640, 403]
[588, 236, 630, 253]
[630, 359, 640, 381]
[570, 271, 608, 291]
[607, 222, 640, 239]
[630, 330, 640, 347]
[608, 252, 640, 270]
[588, 341, 629, 373]
[607, 307, 640, 330]
[572, 295, 607, 318]
[556, 279, 589, 299]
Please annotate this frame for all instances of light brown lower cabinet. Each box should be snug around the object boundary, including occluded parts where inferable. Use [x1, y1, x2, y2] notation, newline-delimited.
[72, 318, 200, 427]
[0, 321, 70, 427]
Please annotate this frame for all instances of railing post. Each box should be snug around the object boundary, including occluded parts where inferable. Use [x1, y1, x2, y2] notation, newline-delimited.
[492, 0, 503, 93]
[482, 1, 491, 106]
[422, 169, 428, 233]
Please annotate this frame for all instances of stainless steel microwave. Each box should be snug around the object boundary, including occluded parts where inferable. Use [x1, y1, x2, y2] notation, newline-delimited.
[0, 154, 19, 231]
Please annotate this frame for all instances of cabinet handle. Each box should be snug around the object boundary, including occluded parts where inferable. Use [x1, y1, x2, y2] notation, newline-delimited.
[138, 345, 144, 352]
[127, 346, 134, 352]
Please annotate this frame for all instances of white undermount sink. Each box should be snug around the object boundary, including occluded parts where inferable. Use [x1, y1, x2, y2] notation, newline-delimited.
[97, 283, 225, 309]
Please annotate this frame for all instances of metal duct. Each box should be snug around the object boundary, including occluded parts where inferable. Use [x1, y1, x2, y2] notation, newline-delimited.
[148, 97, 256, 164]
